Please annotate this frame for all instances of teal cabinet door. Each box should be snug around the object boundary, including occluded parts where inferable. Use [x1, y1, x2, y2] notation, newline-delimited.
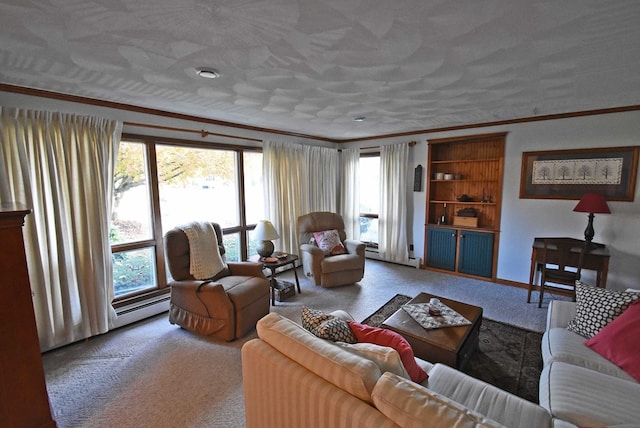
[458, 231, 494, 278]
[426, 227, 457, 271]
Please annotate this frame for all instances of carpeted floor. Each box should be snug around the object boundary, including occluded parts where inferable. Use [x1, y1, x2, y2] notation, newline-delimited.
[362, 294, 543, 402]
[43, 260, 555, 427]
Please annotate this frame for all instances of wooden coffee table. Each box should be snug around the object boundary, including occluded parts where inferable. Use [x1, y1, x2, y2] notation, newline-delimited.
[381, 292, 482, 370]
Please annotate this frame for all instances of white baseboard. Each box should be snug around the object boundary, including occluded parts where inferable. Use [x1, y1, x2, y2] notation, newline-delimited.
[365, 249, 421, 268]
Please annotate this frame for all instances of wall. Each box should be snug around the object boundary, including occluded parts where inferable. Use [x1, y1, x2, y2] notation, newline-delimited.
[2, 91, 639, 291]
[350, 110, 640, 291]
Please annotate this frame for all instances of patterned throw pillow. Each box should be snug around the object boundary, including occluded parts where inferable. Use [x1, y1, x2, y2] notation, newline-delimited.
[301, 306, 357, 343]
[312, 229, 348, 255]
[566, 281, 640, 338]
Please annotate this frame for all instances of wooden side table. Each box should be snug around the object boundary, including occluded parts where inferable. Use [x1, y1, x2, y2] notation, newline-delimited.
[250, 253, 301, 305]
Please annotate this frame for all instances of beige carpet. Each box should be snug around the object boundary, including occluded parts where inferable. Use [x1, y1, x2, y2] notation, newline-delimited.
[43, 260, 560, 427]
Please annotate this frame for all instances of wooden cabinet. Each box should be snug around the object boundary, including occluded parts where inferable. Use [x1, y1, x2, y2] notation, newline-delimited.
[424, 133, 505, 280]
[0, 203, 56, 427]
[426, 227, 495, 278]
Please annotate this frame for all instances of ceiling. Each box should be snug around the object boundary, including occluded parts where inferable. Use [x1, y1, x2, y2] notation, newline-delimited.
[0, 0, 639, 141]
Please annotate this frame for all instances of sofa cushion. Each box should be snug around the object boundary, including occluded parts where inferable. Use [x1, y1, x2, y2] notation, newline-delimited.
[348, 321, 428, 383]
[372, 372, 506, 428]
[539, 361, 640, 427]
[584, 300, 640, 381]
[566, 281, 639, 338]
[313, 229, 348, 255]
[336, 342, 411, 380]
[427, 363, 552, 428]
[541, 327, 635, 381]
[301, 306, 357, 343]
[256, 312, 381, 403]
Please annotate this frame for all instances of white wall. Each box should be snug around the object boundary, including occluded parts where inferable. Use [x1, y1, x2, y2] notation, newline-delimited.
[350, 111, 640, 291]
[3, 90, 639, 290]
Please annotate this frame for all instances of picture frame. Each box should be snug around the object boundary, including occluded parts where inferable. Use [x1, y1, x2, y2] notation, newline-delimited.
[519, 146, 639, 201]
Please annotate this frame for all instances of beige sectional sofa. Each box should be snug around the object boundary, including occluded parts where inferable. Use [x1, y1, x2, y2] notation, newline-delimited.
[242, 312, 551, 428]
[540, 299, 640, 427]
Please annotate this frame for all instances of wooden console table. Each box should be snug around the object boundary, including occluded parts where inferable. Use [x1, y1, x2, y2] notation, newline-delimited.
[527, 237, 610, 303]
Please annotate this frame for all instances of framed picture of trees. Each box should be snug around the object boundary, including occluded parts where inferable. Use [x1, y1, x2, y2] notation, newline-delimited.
[519, 146, 639, 201]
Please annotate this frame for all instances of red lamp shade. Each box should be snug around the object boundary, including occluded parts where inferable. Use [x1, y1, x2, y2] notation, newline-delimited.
[573, 193, 611, 214]
[573, 193, 610, 243]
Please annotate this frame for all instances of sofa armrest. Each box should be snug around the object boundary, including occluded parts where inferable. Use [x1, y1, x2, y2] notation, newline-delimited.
[546, 300, 576, 330]
[226, 261, 267, 277]
[300, 243, 324, 256]
[168, 279, 233, 315]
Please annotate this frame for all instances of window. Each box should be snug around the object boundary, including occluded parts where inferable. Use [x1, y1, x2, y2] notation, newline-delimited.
[110, 137, 263, 301]
[111, 141, 157, 298]
[359, 154, 380, 246]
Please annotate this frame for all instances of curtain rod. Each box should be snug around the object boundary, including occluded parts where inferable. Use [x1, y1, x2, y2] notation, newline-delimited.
[123, 121, 263, 143]
[359, 141, 418, 150]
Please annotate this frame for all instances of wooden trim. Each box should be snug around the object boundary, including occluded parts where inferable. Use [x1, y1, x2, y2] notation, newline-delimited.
[4, 83, 639, 144]
[0, 83, 334, 143]
[427, 132, 508, 145]
[338, 106, 640, 143]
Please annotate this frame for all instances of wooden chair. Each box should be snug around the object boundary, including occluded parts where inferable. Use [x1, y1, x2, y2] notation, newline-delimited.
[538, 238, 587, 308]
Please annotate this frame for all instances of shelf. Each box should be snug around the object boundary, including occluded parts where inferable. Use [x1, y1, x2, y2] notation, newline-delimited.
[430, 200, 497, 206]
[425, 132, 506, 281]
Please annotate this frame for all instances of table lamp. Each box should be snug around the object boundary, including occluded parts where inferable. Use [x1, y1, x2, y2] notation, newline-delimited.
[573, 193, 611, 244]
[253, 220, 279, 258]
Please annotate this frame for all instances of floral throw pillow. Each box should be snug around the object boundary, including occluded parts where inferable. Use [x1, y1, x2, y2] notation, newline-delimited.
[312, 229, 347, 255]
[301, 306, 357, 344]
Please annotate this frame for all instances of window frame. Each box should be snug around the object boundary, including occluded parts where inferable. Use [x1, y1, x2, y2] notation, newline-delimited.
[111, 134, 262, 308]
[359, 152, 380, 248]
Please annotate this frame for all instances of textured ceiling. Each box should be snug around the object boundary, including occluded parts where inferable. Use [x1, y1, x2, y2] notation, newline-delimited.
[0, 0, 639, 140]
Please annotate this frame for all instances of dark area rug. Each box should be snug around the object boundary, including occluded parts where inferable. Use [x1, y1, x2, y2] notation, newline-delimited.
[362, 294, 543, 403]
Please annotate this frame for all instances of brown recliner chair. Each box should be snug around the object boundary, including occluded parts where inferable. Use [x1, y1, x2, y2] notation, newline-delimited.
[297, 212, 366, 287]
[164, 222, 270, 341]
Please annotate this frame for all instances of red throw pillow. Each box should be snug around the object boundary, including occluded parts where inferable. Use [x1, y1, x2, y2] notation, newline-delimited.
[584, 300, 640, 382]
[347, 321, 428, 383]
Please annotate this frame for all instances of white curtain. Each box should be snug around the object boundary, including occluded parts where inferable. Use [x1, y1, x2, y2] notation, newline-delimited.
[263, 141, 339, 254]
[379, 142, 409, 264]
[263, 141, 308, 254]
[0, 107, 122, 351]
[306, 145, 339, 212]
[340, 147, 360, 239]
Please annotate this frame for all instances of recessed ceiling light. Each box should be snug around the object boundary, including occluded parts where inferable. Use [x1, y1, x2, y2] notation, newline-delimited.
[353, 116, 366, 122]
[195, 67, 220, 79]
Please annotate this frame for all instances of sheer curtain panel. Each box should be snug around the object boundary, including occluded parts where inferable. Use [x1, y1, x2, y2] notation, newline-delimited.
[0, 108, 122, 351]
[379, 142, 410, 264]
